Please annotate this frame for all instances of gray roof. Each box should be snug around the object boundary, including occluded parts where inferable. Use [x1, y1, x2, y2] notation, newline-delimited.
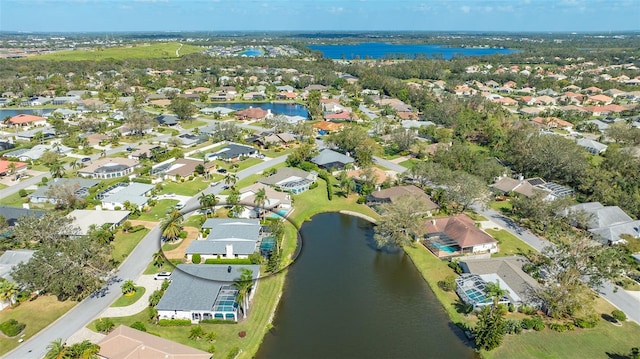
[29, 178, 99, 200]
[459, 256, 540, 304]
[0, 206, 45, 226]
[572, 204, 633, 229]
[208, 144, 256, 160]
[590, 220, 640, 244]
[311, 148, 354, 167]
[67, 210, 130, 235]
[258, 167, 315, 186]
[156, 264, 260, 312]
[576, 139, 607, 154]
[207, 223, 260, 242]
[156, 114, 179, 125]
[202, 218, 259, 229]
[186, 240, 257, 256]
[0, 249, 35, 281]
[101, 183, 153, 205]
[402, 120, 435, 129]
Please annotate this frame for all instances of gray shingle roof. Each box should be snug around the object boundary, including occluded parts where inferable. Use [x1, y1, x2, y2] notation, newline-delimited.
[0, 249, 35, 281]
[311, 149, 354, 167]
[186, 240, 257, 256]
[0, 206, 45, 226]
[156, 264, 260, 312]
[202, 218, 259, 229]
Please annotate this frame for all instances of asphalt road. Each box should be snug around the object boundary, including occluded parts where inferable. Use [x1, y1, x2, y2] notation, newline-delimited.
[4, 154, 288, 359]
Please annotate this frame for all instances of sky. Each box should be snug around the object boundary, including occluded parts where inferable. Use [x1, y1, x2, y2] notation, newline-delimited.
[1, 0, 639, 33]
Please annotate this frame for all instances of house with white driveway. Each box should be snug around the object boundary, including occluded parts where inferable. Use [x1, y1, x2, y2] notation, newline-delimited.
[186, 218, 262, 260]
[156, 264, 260, 323]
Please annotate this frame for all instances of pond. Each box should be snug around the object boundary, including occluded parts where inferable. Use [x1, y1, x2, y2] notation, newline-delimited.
[0, 108, 53, 119]
[255, 212, 475, 359]
[210, 102, 308, 118]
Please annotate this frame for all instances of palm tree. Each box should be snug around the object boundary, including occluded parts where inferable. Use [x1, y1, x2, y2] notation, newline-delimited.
[152, 250, 165, 268]
[484, 281, 508, 311]
[253, 188, 267, 220]
[162, 209, 183, 241]
[199, 193, 218, 218]
[100, 149, 107, 158]
[0, 280, 20, 306]
[121, 280, 136, 295]
[69, 159, 78, 170]
[49, 162, 65, 178]
[45, 338, 67, 359]
[233, 268, 254, 319]
[224, 172, 238, 189]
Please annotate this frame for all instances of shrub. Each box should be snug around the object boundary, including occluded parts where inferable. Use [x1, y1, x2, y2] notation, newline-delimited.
[114, 206, 122, 211]
[130, 321, 147, 332]
[18, 189, 27, 197]
[128, 225, 146, 233]
[132, 177, 152, 184]
[207, 344, 216, 354]
[612, 309, 627, 322]
[517, 305, 537, 315]
[204, 258, 252, 264]
[122, 221, 132, 232]
[508, 304, 516, 313]
[200, 319, 237, 324]
[147, 307, 158, 324]
[532, 316, 545, 331]
[447, 261, 462, 274]
[96, 318, 115, 333]
[158, 319, 191, 326]
[309, 182, 319, 189]
[503, 319, 522, 335]
[521, 318, 534, 330]
[437, 275, 456, 292]
[549, 322, 568, 332]
[0, 319, 25, 337]
[249, 252, 262, 265]
[192, 253, 202, 264]
[574, 315, 599, 329]
[226, 346, 241, 359]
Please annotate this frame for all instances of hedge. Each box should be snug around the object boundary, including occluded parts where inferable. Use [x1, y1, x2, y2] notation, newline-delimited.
[158, 319, 191, 326]
[132, 177, 153, 184]
[204, 258, 252, 264]
[226, 346, 241, 359]
[200, 319, 237, 324]
[128, 225, 146, 233]
[0, 319, 25, 337]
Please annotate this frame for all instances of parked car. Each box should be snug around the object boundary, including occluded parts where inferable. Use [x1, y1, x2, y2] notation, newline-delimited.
[154, 272, 172, 280]
[217, 168, 227, 174]
[175, 203, 184, 210]
[81, 157, 91, 162]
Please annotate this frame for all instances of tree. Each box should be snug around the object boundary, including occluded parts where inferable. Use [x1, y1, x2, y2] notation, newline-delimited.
[531, 233, 629, 318]
[12, 212, 79, 247]
[170, 97, 196, 120]
[162, 209, 183, 242]
[67, 340, 100, 359]
[484, 281, 507, 310]
[45, 181, 81, 210]
[199, 193, 218, 217]
[48, 162, 65, 179]
[253, 188, 267, 219]
[224, 172, 238, 189]
[338, 171, 356, 197]
[234, 268, 254, 319]
[121, 279, 136, 295]
[473, 305, 507, 351]
[152, 250, 165, 268]
[0, 280, 20, 306]
[45, 338, 67, 359]
[390, 128, 417, 152]
[446, 171, 490, 213]
[211, 122, 242, 142]
[124, 106, 154, 136]
[373, 194, 431, 247]
[189, 325, 206, 341]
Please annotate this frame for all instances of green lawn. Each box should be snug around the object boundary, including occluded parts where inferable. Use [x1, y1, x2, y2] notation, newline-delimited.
[489, 200, 513, 214]
[179, 120, 207, 130]
[259, 148, 294, 158]
[138, 199, 178, 221]
[399, 158, 422, 169]
[485, 320, 640, 359]
[143, 257, 183, 275]
[183, 214, 205, 228]
[465, 211, 488, 222]
[213, 157, 264, 173]
[0, 296, 77, 356]
[159, 178, 208, 196]
[0, 191, 30, 207]
[24, 42, 203, 61]
[89, 272, 287, 359]
[111, 228, 150, 263]
[111, 287, 146, 307]
[486, 228, 536, 257]
[221, 162, 287, 194]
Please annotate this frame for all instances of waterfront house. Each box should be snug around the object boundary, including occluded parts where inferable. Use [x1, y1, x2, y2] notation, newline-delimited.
[368, 185, 439, 215]
[423, 214, 498, 257]
[78, 158, 140, 179]
[5, 114, 47, 128]
[156, 264, 260, 323]
[186, 218, 261, 260]
[258, 167, 317, 194]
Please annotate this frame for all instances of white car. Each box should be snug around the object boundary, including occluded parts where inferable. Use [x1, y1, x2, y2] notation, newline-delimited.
[153, 272, 172, 280]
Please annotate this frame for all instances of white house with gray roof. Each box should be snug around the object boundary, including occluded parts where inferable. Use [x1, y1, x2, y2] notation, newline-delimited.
[99, 182, 154, 210]
[567, 202, 640, 244]
[258, 167, 317, 194]
[156, 264, 260, 323]
[576, 138, 608, 155]
[186, 219, 262, 260]
[29, 178, 99, 204]
[311, 148, 355, 171]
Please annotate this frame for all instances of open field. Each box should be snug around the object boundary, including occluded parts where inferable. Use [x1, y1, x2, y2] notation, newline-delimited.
[23, 42, 203, 61]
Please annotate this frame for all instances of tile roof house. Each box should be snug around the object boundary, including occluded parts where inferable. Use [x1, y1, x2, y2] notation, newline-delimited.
[368, 185, 438, 215]
[457, 256, 541, 308]
[0, 160, 27, 176]
[164, 158, 213, 178]
[576, 138, 608, 154]
[490, 176, 547, 198]
[186, 219, 262, 260]
[531, 116, 573, 129]
[423, 214, 498, 257]
[5, 114, 47, 127]
[258, 167, 317, 194]
[98, 325, 212, 359]
[567, 202, 640, 244]
[311, 148, 355, 171]
[78, 158, 140, 179]
[235, 107, 271, 121]
[313, 121, 344, 133]
[156, 264, 261, 323]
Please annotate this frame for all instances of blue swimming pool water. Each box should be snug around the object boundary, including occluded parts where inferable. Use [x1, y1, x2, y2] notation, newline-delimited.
[432, 242, 456, 254]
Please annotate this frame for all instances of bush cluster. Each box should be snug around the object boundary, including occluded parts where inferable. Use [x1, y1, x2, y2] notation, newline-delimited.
[200, 319, 237, 324]
[437, 275, 456, 292]
[158, 319, 191, 326]
[521, 316, 545, 331]
[130, 321, 147, 332]
[548, 322, 576, 332]
[128, 225, 146, 233]
[192, 253, 202, 264]
[226, 346, 241, 359]
[0, 319, 25, 337]
[503, 319, 522, 335]
[612, 309, 627, 322]
[204, 258, 253, 265]
[574, 315, 599, 329]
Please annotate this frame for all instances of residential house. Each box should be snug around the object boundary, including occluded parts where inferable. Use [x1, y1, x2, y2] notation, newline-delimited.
[368, 185, 439, 216]
[5, 114, 47, 128]
[235, 107, 272, 121]
[0, 249, 35, 309]
[205, 143, 258, 162]
[423, 214, 498, 257]
[200, 107, 235, 116]
[456, 256, 540, 309]
[0, 206, 44, 226]
[587, 94, 614, 105]
[186, 219, 262, 260]
[0, 160, 27, 177]
[531, 116, 573, 130]
[78, 158, 140, 179]
[67, 209, 130, 236]
[577, 138, 608, 154]
[491, 176, 548, 198]
[5, 144, 71, 161]
[156, 264, 260, 323]
[97, 325, 212, 359]
[14, 126, 57, 142]
[29, 178, 99, 204]
[98, 182, 154, 210]
[258, 167, 317, 194]
[311, 148, 354, 171]
[173, 133, 208, 147]
[313, 121, 343, 134]
[164, 158, 213, 179]
[567, 202, 640, 244]
[129, 144, 165, 160]
[239, 183, 292, 218]
[156, 114, 179, 126]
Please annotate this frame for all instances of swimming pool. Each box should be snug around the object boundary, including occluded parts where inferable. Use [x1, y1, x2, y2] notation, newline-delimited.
[431, 242, 457, 254]
[268, 208, 290, 219]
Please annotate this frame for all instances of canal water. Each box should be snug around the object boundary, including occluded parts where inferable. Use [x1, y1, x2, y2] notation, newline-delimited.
[256, 213, 475, 359]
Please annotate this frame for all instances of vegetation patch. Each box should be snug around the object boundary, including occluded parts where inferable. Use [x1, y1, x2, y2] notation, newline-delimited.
[111, 287, 146, 307]
[0, 319, 25, 337]
[24, 42, 203, 61]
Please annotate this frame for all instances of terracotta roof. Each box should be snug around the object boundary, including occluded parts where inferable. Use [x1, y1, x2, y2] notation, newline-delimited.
[583, 104, 630, 113]
[166, 158, 213, 177]
[236, 107, 268, 119]
[0, 160, 27, 174]
[313, 121, 343, 131]
[7, 114, 46, 125]
[369, 185, 439, 210]
[532, 117, 573, 128]
[588, 94, 613, 103]
[324, 111, 355, 120]
[98, 325, 212, 359]
[425, 214, 497, 248]
[347, 167, 393, 185]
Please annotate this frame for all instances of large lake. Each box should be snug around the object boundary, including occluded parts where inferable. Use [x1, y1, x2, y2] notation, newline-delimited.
[255, 213, 475, 359]
[0, 109, 53, 119]
[309, 42, 518, 60]
[210, 102, 308, 118]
